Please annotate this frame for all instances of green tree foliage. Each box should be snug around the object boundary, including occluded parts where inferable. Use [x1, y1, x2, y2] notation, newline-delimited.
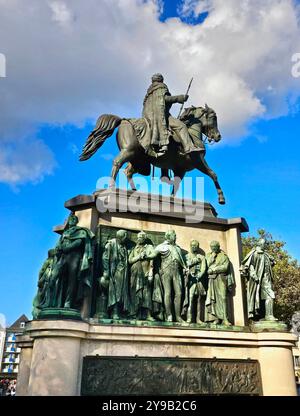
[242, 229, 300, 325]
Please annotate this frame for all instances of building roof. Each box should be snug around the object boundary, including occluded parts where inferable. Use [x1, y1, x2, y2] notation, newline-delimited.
[7, 314, 29, 331]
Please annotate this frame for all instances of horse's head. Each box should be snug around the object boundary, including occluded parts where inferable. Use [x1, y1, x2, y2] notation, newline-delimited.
[181, 104, 222, 143]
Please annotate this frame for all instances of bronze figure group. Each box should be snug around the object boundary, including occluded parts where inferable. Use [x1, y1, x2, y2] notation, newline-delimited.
[32, 214, 94, 318]
[33, 218, 235, 325]
[97, 228, 234, 325]
[33, 214, 278, 325]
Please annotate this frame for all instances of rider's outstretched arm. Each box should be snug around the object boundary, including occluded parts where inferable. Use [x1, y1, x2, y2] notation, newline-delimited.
[165, 95, 187, 104]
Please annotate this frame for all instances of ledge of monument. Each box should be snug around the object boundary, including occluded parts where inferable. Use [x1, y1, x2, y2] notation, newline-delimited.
[61, 188, 249, 233]
[64, 188, 218, 216]
[64, 193, 96, 210]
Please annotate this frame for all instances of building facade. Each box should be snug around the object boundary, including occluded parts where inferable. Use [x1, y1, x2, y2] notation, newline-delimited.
[0, 324, 5, 367]
[0, 315, 29, 379]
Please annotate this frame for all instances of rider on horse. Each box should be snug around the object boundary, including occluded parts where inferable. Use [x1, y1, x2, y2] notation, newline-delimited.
[142, 73, 194, 157]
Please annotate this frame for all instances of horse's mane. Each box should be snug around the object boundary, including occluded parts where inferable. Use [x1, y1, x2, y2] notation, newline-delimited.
[180, 105, 208, 120]
[180, 105, 217, 123]
[180, 106, 197, 120]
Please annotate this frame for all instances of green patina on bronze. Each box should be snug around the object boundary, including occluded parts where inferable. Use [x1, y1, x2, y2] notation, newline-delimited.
[92, 228, 236, 326]
[38, 307, 82, 321]
[182, 239, 207, 324]
[92, 225, 165, 321]
[33, 222, 285, 333]
[150, 230, 187, 323]
[205, 241, 234, 326]
[128, 231, 157, 321]
[32, 249, 57, 319]
[241, 238, 278, 323]
[32, 213, 94, 318]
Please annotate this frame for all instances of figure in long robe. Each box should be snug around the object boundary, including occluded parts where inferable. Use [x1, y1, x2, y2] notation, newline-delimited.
[101, 229, 130, 320]
[182, 240, 207, 324]
[142, 73, 193, 156]
[52, 213, 94, 310]
[128, 231, 156, 321]
[241, 238, 276, 321]
[205, 241, 234, 326]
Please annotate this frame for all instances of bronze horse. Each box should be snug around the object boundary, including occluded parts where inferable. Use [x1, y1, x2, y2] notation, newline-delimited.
[80, 105, 225, 204]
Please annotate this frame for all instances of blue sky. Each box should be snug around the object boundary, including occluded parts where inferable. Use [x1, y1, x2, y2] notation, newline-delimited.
[0, 0, 300, 325]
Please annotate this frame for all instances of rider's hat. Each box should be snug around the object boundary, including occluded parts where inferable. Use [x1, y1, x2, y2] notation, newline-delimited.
[151, 73, 164, 82]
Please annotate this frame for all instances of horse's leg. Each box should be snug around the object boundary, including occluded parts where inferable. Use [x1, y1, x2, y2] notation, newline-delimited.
[110, 149, 136, 188]
[192, 153, 225, 204]
[171, 170, 185, 196]
[124, 163, 137, 191]
[160, 168, 172, 184]
[109, 121, 140, 189]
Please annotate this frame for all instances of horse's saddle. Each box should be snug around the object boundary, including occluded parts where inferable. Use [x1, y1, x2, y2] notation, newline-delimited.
[127, 117, 203, 158]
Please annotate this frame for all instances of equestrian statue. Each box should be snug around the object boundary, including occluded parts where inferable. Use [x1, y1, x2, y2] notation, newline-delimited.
[80, 73, 225, 204]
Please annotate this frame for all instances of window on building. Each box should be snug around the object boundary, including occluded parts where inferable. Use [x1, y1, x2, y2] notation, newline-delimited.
[3, 364, 14, 373]
[20, 322, 25, 328]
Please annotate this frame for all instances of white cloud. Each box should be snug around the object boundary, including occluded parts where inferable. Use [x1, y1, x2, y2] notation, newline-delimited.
[49, 1, 74, 26]
[179, 0, 211, 18]
[0, 0, 300, 185]
[0, 139, 56, 187]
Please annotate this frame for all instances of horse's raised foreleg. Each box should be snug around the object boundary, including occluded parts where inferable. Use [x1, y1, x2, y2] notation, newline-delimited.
[171, 170, 185, 196]
[194, 153, 225, 204]
[160, 168, 172, 185]
[110, 150, 135, 189]
[124, 163, 137, 191]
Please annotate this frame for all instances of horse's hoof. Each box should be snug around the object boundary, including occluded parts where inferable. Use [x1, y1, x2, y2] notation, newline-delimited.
[219, 197, 226, 205]
[160, 176, 172, 185]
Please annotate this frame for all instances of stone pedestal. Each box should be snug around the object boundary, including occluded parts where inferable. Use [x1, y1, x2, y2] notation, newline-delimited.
[16, 189, 297, 395]
[17, 319, 297, 396]
[62, 189, 249, 326]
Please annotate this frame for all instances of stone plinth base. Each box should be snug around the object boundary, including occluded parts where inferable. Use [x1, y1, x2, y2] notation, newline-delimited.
[16, 319, 297, 396]
[18, 190, 297, 396]
[38, 308, 82, 321]
[250, 320, 288, 332]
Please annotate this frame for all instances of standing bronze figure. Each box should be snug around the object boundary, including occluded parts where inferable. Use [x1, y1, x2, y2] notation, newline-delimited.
[205, 241, 234, 326]
[128, 231, 156, 321]
[182, 240, 207, 324]
[100, 229, 130, 320]
[51, 214, 94, 310]
[153, 230, 187, 323]
[80, 73, 225, 204]
[241, 238, 277, 321]
[32, 249, 56, 318]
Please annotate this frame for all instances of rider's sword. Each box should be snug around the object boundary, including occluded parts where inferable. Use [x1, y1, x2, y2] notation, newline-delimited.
[177, 77, 193, 118]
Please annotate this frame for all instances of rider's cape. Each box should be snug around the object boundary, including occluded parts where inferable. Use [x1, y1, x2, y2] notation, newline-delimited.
[141, 81, 170, 150]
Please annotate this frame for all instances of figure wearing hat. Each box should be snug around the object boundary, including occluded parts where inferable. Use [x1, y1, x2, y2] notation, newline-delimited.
[142, 73, 193, 156]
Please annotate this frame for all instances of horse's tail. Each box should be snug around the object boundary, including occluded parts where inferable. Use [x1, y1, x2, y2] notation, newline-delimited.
[79, 114, 122, 161]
